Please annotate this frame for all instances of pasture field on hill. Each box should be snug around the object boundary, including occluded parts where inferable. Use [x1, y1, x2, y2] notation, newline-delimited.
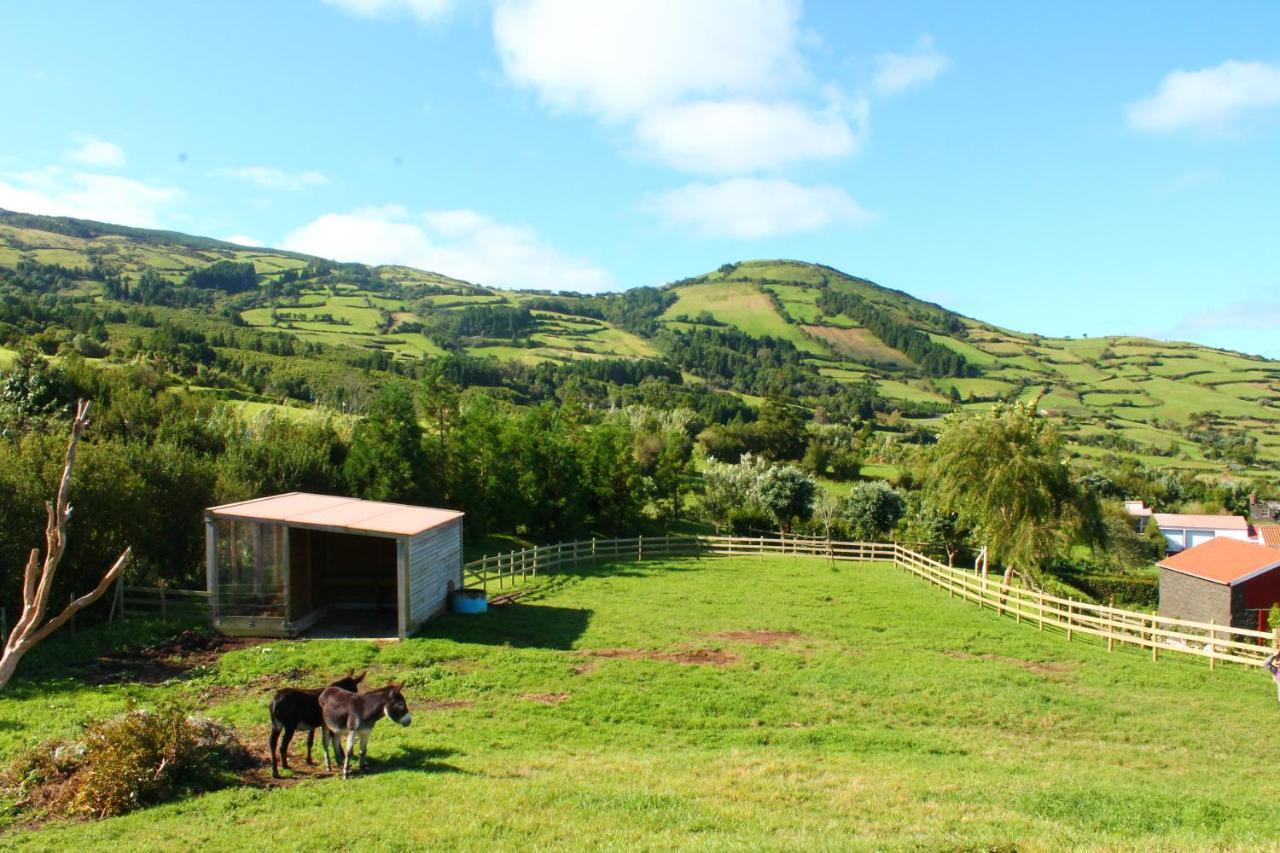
[661, 281, 827, 355]
[4, 557, 1279, 850]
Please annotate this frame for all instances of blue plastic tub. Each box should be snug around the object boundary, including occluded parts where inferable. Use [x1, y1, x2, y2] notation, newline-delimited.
[450, 588, 488, 614]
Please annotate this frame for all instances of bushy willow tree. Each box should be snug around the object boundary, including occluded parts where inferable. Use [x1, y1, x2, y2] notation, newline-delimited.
[925, 402, 1102, 585]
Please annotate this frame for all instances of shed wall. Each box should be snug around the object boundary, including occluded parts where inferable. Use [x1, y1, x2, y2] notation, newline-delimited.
[1159, 569, 1231, 625]
[407, 519, 462, 631]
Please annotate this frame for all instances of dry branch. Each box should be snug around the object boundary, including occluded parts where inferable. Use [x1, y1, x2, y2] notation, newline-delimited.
[0, 400, 132, 691]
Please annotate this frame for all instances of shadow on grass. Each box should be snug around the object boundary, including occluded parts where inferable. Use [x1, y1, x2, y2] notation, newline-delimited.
[417, 603, 593, 650]
[354, 745, 466, 776]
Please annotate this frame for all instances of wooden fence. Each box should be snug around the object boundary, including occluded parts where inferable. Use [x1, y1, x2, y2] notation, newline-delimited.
[108, 581, 210, 622]
[464, 533, 1275, 670]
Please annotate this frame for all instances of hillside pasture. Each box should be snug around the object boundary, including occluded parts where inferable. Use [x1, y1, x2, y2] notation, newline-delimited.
[662, 282, 826, 355]
[4, 556, 1280, 850]
[801, 325, 911, 367]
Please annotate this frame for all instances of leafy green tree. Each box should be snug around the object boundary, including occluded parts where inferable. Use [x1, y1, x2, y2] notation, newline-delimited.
[926, 402, 1103, 584]
[756, 396, 806, 461]
[841, 480, 906, 541]
[344, 384, 428, 503]
[758, 465, 817, 532]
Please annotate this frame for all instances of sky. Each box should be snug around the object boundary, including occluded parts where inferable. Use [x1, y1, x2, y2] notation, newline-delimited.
[2, 1, 1279, 354]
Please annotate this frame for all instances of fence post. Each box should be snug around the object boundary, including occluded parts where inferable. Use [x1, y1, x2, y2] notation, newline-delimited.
[160, 588, 167, 622]
[1208, 620, 1216, 671]
[638, 535, 643, 562]
[1107, 598, 1114, 652]
[1037, 590, 1044, 631]
[1066, 601, 1073, 641]
[592, 537, 597, 565]
[1150, 617, 1158, 661]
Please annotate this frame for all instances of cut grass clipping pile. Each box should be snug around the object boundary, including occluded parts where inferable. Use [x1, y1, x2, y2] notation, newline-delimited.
[2, 556, 1278, 849]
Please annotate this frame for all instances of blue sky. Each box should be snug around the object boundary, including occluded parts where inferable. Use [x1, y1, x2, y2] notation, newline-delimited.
[3, 1, 1279, 354]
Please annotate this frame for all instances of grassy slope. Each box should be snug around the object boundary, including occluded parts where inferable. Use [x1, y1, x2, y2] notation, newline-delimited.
[4, 212, 1279, 470]
[5, 556, 1280, 850]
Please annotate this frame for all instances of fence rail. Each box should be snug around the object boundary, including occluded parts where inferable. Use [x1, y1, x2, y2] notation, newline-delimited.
[464, 533, 1275, 670]
[117, 584, 210, 621]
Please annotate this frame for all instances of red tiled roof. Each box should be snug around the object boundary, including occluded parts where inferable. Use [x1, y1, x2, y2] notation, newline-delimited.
[1257, 524, 1280, 549]
[1152, 513, 1248, 531]
[1157, 536, 1280, 585]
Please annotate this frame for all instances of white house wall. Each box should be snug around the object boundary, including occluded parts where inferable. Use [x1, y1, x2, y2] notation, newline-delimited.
[1162, 527, 1251, 553]
[407, 519, 462, 631]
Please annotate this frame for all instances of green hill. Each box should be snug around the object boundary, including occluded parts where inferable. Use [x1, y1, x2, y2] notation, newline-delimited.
[1, 208, 1276, 476]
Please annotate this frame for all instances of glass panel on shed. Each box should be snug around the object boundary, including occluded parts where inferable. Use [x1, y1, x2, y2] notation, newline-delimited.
[214, 520, 286, 618]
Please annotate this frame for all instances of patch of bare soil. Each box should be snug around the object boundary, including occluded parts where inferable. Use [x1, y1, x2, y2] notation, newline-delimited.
[944, 651, 1075, 675]
[521, 692, 570, 705]
[422, 699, 474, 711]
[570, 661, 599, 675]
[90, 629, 266, 686]
[585, 647, 740, 667]
[711, 630, 806, 646]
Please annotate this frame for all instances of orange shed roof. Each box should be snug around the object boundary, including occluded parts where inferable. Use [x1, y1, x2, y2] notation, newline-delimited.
[1157, 536, 1280, 586]
[207, 492, 463, 537]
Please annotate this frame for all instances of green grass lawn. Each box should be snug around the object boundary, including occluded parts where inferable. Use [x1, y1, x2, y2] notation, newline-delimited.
[5, 556, 1280, 849]
[661, 281, 826, 355]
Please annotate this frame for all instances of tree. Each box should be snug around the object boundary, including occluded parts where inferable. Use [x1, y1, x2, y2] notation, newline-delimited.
[841, 480, 906, 541]
[926, 403, 1102, 585]
[756, 396, 806, 461]
[757, 465, 817, 532]
[0, 401, 132, 691]
[344, 384, 428, 503]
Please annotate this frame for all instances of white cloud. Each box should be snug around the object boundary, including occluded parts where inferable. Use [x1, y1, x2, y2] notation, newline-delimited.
[0, 167, 182, 227]
[223, 234, 265, 247]
[633, 95, 866, 173]
[216, 166, 329, 191]
[321, 0, 453, 23]
[645, 178, 873, 239]
[492, 0, 803, 120]
[65, 135, 125, 168]
[1127, 59, 1280, 135]
[282, 206, 616, 292]
[872, 35, 951, 96]
[490, 1, 929, 176]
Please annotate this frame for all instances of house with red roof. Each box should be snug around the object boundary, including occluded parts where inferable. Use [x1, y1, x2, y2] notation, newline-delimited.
[1158, 537, 1280, 630]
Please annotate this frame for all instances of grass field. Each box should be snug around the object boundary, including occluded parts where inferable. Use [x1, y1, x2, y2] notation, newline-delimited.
[0, 347, 16, 369]
[662, 281, 826, 355]
[5, 556, 1279, 849]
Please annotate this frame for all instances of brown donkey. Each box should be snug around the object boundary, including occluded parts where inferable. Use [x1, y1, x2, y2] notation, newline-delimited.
[318, 683, 412, 779]
[269, 670, 365, 777]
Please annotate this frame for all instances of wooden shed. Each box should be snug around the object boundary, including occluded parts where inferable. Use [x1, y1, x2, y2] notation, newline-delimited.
[204, 492, 463, 639]
[1158, 537, 1280, 630]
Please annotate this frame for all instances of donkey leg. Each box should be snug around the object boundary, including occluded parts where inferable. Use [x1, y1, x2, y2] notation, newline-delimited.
[358, 731, 370, 772]
[269, 723, 282, 779]
[279, 724, 296, 770]
[342, 730, 357, 780]
[304, 727, 315, 765]
[321, 728, 332, 772]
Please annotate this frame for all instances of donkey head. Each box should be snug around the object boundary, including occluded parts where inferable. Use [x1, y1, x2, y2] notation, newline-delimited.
[332, 670, 367, 693]
[381, 684, 412, 727]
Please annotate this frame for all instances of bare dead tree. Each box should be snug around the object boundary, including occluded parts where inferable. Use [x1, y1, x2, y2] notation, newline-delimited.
[0, 401, 132, 691]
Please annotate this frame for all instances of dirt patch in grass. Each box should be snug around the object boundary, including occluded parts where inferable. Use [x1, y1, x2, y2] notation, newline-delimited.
[711, 630, 806, 646]
[571, 661, 599, 675]
[585, 648, 740, 667]
[422, 699, 474, 711]
[90, 629, 266, 686]
[944, 651, 1076, 675]
[521, 693, 571, 705]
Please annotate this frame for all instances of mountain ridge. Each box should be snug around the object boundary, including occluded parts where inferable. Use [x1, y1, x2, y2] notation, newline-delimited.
[1, 208, 1276, 475]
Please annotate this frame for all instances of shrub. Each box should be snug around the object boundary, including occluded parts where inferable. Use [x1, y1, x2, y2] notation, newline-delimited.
[2, 701, 254, 820]
[1074, 574, 1158, 609]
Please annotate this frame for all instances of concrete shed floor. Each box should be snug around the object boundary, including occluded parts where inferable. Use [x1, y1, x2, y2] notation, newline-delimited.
[304, 607, 399, 640]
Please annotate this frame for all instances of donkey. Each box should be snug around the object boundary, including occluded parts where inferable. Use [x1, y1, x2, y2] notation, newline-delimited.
[318, 683, 412, 779]
[269, 670, 365, 778]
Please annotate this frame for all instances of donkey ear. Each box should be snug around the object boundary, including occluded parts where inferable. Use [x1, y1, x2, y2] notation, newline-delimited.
[354, 670, 367, 684]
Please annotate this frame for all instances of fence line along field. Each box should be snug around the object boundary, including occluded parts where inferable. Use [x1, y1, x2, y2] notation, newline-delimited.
[5, 551, 1280, 849]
